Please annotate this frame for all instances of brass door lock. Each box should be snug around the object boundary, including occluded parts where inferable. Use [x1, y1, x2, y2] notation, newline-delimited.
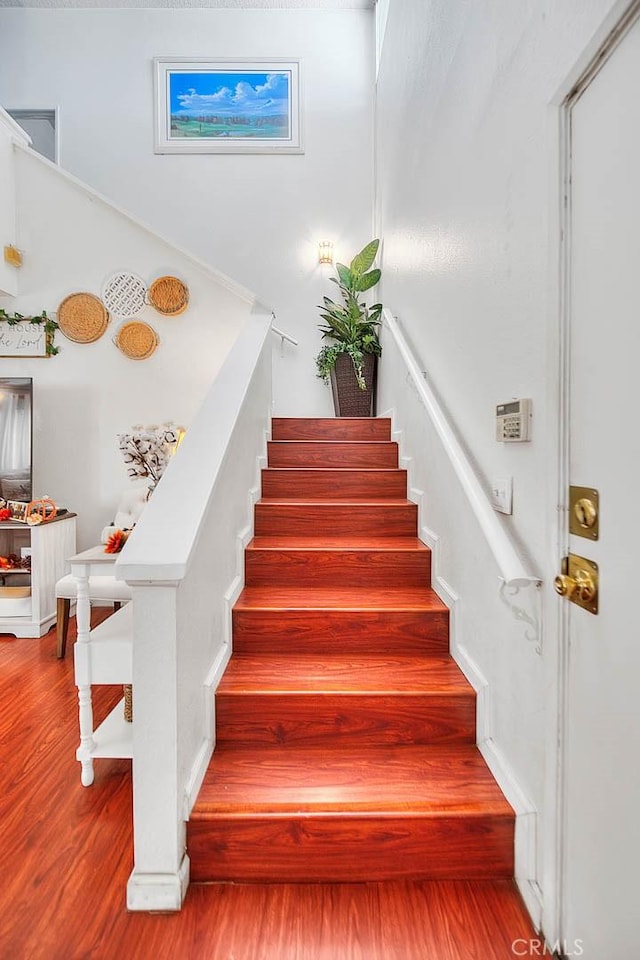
[554, 554, 598, 614]
[569, 486, 599, 540]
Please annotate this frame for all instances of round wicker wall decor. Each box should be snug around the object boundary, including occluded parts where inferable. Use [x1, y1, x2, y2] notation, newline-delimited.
[114, 321, 159, 360]
[148, 276, 189, 316]
[57, 292, 109, 343]
[102, 272, 147, 319]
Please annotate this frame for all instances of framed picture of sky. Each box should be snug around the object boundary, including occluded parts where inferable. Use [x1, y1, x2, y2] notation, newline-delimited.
[153, 59, 303, 154]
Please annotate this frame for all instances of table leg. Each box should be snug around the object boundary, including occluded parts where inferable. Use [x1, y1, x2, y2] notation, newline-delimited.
[74, 565, 95, 787]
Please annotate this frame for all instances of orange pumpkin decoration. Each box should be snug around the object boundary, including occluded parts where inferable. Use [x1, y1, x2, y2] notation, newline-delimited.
[25, 498, 57, 525]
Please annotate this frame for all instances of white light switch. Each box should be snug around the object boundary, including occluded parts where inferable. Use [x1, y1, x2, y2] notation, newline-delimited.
[491, 476, 513, 515]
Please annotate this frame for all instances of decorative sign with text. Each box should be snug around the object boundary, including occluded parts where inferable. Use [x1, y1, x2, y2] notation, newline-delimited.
[0, 321, 48, 357]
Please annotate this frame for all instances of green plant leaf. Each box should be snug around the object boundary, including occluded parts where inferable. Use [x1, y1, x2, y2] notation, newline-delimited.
[354, 268, 381, 292]
[336, 263, 352, 287]
[350, 239, 379, 277]
[317, 239, 383, 361]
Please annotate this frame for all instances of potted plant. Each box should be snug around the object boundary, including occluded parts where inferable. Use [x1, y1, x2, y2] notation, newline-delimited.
[315, 239, 382, 417]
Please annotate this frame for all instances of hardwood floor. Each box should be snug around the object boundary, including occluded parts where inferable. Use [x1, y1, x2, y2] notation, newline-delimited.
[0, 619, 536, 958]
[0, 615, 536, 958]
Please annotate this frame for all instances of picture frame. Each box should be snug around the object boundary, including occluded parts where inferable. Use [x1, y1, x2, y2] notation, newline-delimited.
[153, 58, 303, 155]
[6, 500, 27, 522]
[0, 319, 48, 358]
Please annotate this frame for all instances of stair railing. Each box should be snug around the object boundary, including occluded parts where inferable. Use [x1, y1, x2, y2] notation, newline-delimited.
[116, 309, 273, 912]
[382, 310, 540, 590]
[271, 315, 299, 347]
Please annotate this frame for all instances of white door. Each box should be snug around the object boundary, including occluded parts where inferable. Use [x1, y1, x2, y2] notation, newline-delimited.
[563, 11, 640, 958]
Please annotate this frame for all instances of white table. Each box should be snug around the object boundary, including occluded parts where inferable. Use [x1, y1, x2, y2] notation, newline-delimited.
[70, 546, 133, 786]
[67, 545, 118, 635]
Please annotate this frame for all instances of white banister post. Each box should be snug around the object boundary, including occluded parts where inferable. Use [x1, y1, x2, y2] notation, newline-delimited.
[126, 583, 189, 912]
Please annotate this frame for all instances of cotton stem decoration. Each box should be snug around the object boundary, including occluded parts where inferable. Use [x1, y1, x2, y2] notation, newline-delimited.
[117, 422, 183, 490]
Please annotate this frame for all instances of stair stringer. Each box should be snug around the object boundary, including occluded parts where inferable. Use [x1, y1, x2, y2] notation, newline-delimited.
[183, 437, 269, 820]
[386, 408, 542, 929]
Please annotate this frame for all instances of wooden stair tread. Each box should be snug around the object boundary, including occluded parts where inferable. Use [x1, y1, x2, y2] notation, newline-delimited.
[235, 585, 448, 611]
[272, 417, 391, 441]
[219, 655, 472, 694]
[262, 468, 408, 500]
[264, 467, 403, 473]
[270, 439, 395, 445]
[257, 498, 416, 506]
[267, 441, 399, 468]
[247, 535, 429, 551]
[192, 744, 513, 817]
[254, 500, 418, 537]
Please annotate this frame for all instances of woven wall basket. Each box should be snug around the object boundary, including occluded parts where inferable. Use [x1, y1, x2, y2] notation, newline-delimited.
[57, 292, 109, 343]
[102, 272, 147, 319]
[148, 276, 189, 316]
[114, 321, 159, 360]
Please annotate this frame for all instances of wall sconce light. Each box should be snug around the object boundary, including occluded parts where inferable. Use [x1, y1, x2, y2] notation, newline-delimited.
[318, 240, 334, 265]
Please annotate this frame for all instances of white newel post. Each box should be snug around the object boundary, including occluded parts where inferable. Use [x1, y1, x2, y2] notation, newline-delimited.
[125, 582, 189, 912]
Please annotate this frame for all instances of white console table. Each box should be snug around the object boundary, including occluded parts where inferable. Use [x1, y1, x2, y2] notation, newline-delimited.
[0, 514, 76, 637]
[70, 546, 133, 786]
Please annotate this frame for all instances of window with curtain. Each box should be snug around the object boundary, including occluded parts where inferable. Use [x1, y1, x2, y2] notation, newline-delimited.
[0, 380, 31, 500]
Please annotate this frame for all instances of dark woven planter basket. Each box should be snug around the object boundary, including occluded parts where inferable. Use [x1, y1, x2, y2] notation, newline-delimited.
[329, 352, 378, 417]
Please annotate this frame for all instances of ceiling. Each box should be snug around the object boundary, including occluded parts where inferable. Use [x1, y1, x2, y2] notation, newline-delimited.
[0, 0, 374, 8]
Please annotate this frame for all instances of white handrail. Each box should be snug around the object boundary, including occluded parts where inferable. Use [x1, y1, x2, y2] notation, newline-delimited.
[271, 318, 298, 347]
[116, 311, 273, 583]
[383, 310, 541, 588]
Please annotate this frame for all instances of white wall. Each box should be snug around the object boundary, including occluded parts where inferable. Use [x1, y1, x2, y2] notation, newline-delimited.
[0, 7, 375, 416]
[375, 0, 622, 942]
[0, 147, 260, 549]
[0, 109, 29, 296]
[376, 0, 620, 571]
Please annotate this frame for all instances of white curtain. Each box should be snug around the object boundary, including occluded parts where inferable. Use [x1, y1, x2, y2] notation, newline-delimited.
[0, 387, 30, 472]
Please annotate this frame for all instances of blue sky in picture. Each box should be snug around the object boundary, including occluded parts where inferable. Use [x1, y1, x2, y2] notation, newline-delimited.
[169, 71, 290, 119]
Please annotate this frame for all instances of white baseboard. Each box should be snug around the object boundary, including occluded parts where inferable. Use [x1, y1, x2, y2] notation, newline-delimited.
[184, 444, 267, 820]
[183, 735, 214, 820]
[224, 446, 267, 649]
[479, 735, 542, 927]
[126, 853, 190, 912]
[182, 642, 231, 818]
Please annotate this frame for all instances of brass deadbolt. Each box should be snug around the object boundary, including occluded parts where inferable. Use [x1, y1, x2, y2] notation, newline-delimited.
[574, 498, 597, 529]
[569, 486, 599, 540]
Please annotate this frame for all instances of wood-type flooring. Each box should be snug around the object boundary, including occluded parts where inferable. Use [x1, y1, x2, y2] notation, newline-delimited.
[0, 612, 537, 958]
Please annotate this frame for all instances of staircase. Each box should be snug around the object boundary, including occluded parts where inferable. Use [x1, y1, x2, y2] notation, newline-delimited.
[188, 418, 514, 882]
